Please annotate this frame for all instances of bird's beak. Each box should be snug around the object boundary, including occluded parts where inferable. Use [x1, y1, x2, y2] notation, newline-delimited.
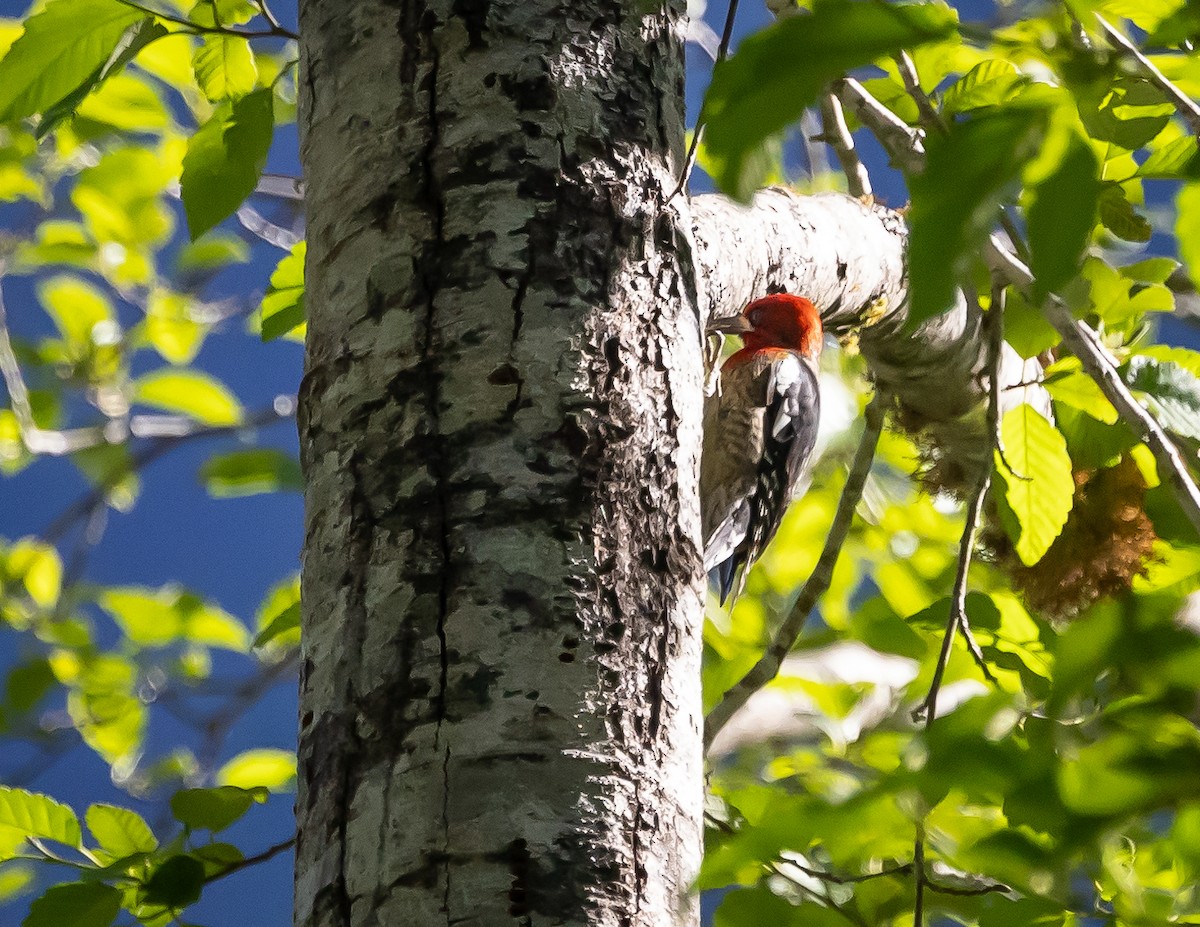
[706, 314, 753, 335]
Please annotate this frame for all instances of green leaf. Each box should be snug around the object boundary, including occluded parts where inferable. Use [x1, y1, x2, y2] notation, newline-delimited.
[192, 34, 258, 102]
[940, 58, 1024, 115]
[190, 0, 259, 28]
[1098, 184, 1152, 243]
[1076, 75, 1173, 149]
[22, 882, 121, 927]
[133, 369, 243, 426]
[254, 575, 300, 649]
[37, 276, 114, 350]
[0, 0, 145, 122]
[0, 863, 34, 903]
[86, 804, 157, 859]
[216, 748, 296, 791]
[1123, 355, 1200, 441]
[701, 0, 956, 199]
[260, 240, 306, 341]
[1027, 133, 1099, 297]
[142, 854, 205, 909]
[170, 786, 265, 832]
[180, 87, 275, 239]
[1177, 181, 1200, 286]
[994, 403, 1075, 566]
[908, 107, 1045, 328]
[6, 539, 62, 608]
[201, 448, 302, 497]
[1136, 134, 1200, 179]
[175, 233, 250, 275]
[1044, 359, 1118, 423]
[5, 659, 56, 714]
[142, 289, 206, 364]
[0, 787, 81, 861]
[1003, 287, 1060, 359]
[36, 19, 168, 139]
[100, 586, 249, 651]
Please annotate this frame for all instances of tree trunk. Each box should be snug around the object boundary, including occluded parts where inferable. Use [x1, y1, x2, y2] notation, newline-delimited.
[294, 1, 705, 926]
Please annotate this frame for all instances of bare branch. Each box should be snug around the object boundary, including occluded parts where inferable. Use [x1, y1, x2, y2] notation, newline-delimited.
[705, 390, 887, 750]
[894, 51, 945, 134]
[670, 0, 742, 199]
[205, 835, 296, 884]
[835, 78, 925, 173]
[818, 92, 872, 198]
[1095, 15, 1200, 138]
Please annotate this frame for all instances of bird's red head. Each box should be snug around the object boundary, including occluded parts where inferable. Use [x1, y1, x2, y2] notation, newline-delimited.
[740, 294, 823, 359]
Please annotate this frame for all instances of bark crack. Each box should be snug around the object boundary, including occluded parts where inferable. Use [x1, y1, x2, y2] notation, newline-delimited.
[417, 27, 454, 927]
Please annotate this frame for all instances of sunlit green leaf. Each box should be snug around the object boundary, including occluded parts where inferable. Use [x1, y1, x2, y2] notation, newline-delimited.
[37, 276, 113, 350]
[940, 58, 1025, 115]
[1137, 134, 1200, 179]
[994, 403, 1075, 566]
[36, 18, 168, 138]
[0, 863, 33, 903]
[180, 87, 274, 239]
[86, 804, 157, 860]
[0, 0, 144, 122]
[21, 882, 120, 927]
[141, 289, 206, 364]
[254, 575, 300, 649]
[100, 586, 248, 651]
[133, 369, 244, 426]
[192, 34, 257, 102]
[6, 539, 62, 608]
[201, 448, 302, 497]
[260, 240, 306, 341]
[1044, 359, 1118, 423]
[170, 786, 266, 832]
[216, 749, 296, 791]
[0, 787, 81, 861]
[702, 0, 956, 199]
[1176, 181, 1200, 287]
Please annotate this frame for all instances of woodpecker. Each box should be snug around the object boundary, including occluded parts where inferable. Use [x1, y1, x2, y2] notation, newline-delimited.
[702, 294, 823, 605]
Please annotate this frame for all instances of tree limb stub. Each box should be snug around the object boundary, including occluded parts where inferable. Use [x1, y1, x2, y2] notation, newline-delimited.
[686, 189, 1045, 489]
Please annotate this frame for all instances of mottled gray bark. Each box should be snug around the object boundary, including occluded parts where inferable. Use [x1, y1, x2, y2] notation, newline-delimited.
[295, 2, 703, 927]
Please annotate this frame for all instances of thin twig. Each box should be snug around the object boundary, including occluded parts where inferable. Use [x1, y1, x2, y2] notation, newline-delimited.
[835, 78, 926, 173]
[786, 860, 914, 885]
[771, 861, 872, 927]
[206, 835, 296, 884]
[42, 402, 295, 544]
[1095, 15, 1200, 138]
[984, 236, 1200, 537]
[894, 51, 945, 134]
[0, 272, 108, 456]
[113, 0, 299, 40]
[818, 92, 872, 198]
[912, 824, 926, 927]
[251, 0, 284, 31]
[705, 390, 887, 750]
[669, 0, 741, 199]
